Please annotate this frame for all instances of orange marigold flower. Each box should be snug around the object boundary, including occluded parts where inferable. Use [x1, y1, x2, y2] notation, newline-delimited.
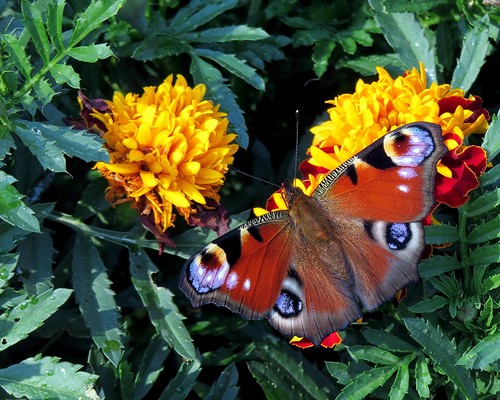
[91, 74, 239, 234]
[302, 63, 489, 208]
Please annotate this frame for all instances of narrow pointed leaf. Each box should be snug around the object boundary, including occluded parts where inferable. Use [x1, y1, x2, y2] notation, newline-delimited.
[348, 346, 399, 365]
[1, 34, 33, 79]
[467, 215, 500, 244]
[362, 329, 417, 352]
[21, 0, 51, 65]
[456, 332, 500, 370]
[129, 249, 196, 360]
[469, 244, 500, 265]
[418, 255, 461, 278]
[180, 25, 269, 42]
[424, 224, 459, 245]
[159, 356, 201, 400]
[0, 253, 19, 293]
[73, 235, 124, 367]
[171, 0, 238, 34]
[50, 64, 81, 88]
[205, 363, 239, 400]
[465, 188, 500, 217]
[388, 359, 410, 400]
[482, 111, 500, 162]
[403, 318, 476, 398]
[47, 0, 65, 52]
[415, 354, 432, 398]
[410, 295, 448, 313]
[0, 356, 98, 399]
[336, 365, 398, 400]
[0, 288, 72, 351]
[68, 44, 114, 62]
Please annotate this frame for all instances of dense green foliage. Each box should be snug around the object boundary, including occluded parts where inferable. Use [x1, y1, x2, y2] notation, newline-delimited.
[0, 0, 499, 398]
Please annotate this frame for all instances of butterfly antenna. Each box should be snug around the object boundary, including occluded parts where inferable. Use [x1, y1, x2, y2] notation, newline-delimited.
[229, 166, 281, 189]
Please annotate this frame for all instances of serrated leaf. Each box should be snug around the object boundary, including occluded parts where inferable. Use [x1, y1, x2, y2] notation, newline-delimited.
[368, 1, 436, 81]
[415, 354, 432, 398]
[326, 362, 351, 385]
[196, 48, 265, 91]
[134, 334, 170, 400]
[72, 235, 124, 367]
[337, 54, 403, 75]
[129, 249, 196, 360]
[424, 224, 460, 245]
[17, 229, 54, 295]
[483, 111, 500, 162]
[190, 54, 248, 148]
[403, 318, 476, 398]
[205, 363, 239, 400]
[383, 0, 449, 12]
[465, 188, 500, 217]
[479, 162, 500, 187]
[0, 288, 72, 351]
[451, 15, 491, 93]
[159, 356, 201, 400]
[50, 63, 81, 88]
[0, 126, 16, 160]
[119, 360, 135, 400]
[469, 244, 500, 265]
[467, 215, 500, 244]
[0, 253, 19, 293]
[410, 295, 448, 313]
[483, 274, 500, 292]
[349, 345, 399, 365]
[312, 40, 336, 78]
[1, 34, 33, 79]
[171, 0, 238, 34]
[248, 345, 331, 400]
[0, 356, 98, 399]
[336, 365, 398, 400]
[389, 358, 411, 400]
[47, 0, 65, 52]
[362, 329, 417, 352]
[33, 78, 57, 107]
[180, 25, 269, 42]
[418, 255, 462, 278]
[131, 35, 191, 61]
[68, 44, 114, 62]
[70, 0, 126, 46]
[456, 332, 500, 371]
[0, 171, 40, 232]
[21, 0, 51, 65]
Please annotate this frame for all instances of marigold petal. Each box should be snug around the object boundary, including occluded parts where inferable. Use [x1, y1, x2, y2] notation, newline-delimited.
[140, 170, 158, 188]
[160, 189, 191, 208]
[178, 179, 206, 205]
[289, 336, 314, 349]
[103, 163, 141, 174]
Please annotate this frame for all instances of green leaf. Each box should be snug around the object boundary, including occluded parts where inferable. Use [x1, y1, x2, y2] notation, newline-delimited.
[469, 244, 500, 265]
[1, 34, 33, 79]
[68, 44, 114, 62]
[337, 54, 403, 75]
[424, 224, 460, 245]
[312, 40, 336, 78]
[483, 111, 500, 162]
[368, 1, 436, 81]
[456, 332, 500, 371]
[17, 230, 54, 295]
[190, 54, 248, 148]
[131, 35, 191, 61]
[0, 288, 72, 351]
[50, 63, 81, 88]
[171, 0, 239, 34]
[467, 214, 500, 244]
[0, 126, 15, 161]
[451, 15, 491, 93]
[336, 365, 398, 400]
[119, 360, 136, 400]
[70, 0, 126, 46]
[33, 78, 57, 107]
[248, 345, 332, 400]
[415, 354, 432, 398]
[159, 356, 201, 400]
[383, 0, 449, 12]
[129, 249, 196, 360]
[205, 363, 239, 400]
[21, 0, 51, 65]
[0, 356, 98, 399]
[465, 188, 500, 218]
[479, 162, 500, 187]
[348, 345, 399, 365]
[326, 362, 351, 385]
[196, 48, 265, 91]
[362, 329, 417, 352]
[180, 25, 269, 42]
[389, 358, 411, 400]
[47, 0, 65, 52]
[72, 235, 124, 367]
[134, 334, 170, 400]
[418, 255, 462, 278]
[483, 274, 500, 292]
[410, 295, 448, 313]
[0, 253, 19, 293]
[403, 318, 476, 398]
[0, 171, 40, 233]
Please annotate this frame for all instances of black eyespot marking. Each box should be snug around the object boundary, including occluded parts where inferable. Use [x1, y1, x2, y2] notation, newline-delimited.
[364, 143, 396, 170]
[386, 223, 412, 250]
[274, 290, 303, 317]
[363, 221, 374, 240]
[248, 225, 264, 242]
[393, 132, 407, 143]
[345, 163, 358, 185]
[215, 230, 241, 267]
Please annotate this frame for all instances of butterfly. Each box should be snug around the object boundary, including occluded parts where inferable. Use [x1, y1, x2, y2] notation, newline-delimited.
[179, 122, 447, 345]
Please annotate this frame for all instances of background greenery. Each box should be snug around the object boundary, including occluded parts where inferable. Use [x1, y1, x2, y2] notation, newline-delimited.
[0, 0, 499, 399]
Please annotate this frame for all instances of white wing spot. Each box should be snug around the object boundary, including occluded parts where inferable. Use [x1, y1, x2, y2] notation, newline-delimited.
[226, 272, 239, 290]
[243, 278, 251, 291]
[398, 184, 410, 193]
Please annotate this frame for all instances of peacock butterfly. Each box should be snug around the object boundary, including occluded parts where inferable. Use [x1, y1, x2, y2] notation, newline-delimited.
[179, 122, 447, 345]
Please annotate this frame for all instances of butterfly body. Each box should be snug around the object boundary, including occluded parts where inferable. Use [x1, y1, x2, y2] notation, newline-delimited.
[180, 122, 447, 345]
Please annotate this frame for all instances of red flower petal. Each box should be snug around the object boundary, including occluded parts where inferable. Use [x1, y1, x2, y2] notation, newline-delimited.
[289, 332, 342, 349]
[289, 337, 315, 349]
[435, 146, 487, 207]
[438, 95, 490, 123]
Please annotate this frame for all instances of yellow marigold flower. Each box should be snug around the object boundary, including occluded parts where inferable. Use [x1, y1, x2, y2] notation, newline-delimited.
[93, 74, 239, 232]
[308, 63, 488, 171]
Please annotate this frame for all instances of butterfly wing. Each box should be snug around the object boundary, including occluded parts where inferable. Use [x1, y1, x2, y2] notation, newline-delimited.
[180, 211, 295, 320]
[312, 122, 447, 310]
